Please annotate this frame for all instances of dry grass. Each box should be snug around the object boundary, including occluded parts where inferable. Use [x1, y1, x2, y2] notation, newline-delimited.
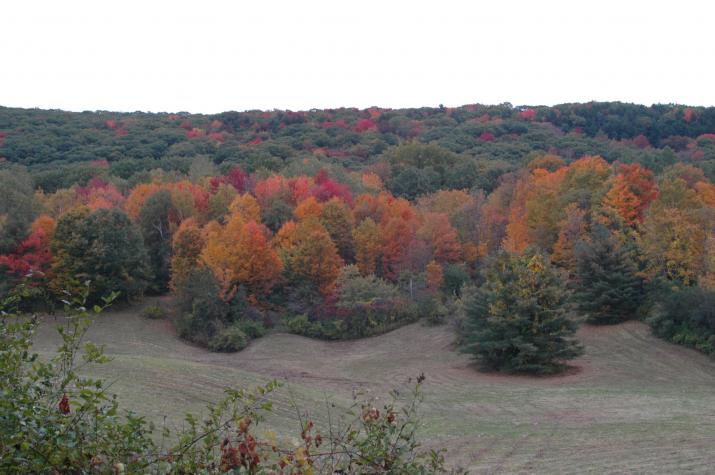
[32, 305, 715, 474]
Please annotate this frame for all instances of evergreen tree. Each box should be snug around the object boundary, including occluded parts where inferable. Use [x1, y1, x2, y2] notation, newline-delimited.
[461, 251, 582, 374]
[573, 224, 644, 324]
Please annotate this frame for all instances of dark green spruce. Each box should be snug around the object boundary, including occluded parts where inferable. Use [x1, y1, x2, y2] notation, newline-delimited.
[461, 251, 583, 374]
[573, 224, 644, 324]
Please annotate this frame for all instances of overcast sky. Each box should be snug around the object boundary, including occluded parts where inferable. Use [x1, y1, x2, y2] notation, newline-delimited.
[2, 1, 713, 113]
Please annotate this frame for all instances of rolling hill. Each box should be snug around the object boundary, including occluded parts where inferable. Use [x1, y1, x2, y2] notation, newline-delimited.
[32, 302, 715, 473]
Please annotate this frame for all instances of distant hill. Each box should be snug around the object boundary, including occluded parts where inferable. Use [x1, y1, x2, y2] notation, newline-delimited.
[1, 102, 714, 192]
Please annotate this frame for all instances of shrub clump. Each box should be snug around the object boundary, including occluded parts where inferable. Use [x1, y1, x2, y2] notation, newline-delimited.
[416, 294, 449, 326]
[284, 266, 419, 340]
[648, 286, 715, 356]
[174, 267, 266, 352]
[208, 323, 248, 352]
[141, 303, 166, 319]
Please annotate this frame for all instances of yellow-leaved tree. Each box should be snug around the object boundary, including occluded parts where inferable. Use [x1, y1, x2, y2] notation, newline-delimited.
[201, 214, 283, 300]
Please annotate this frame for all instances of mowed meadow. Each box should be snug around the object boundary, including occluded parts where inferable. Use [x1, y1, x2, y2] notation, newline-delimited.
[33, 302, 715, 474]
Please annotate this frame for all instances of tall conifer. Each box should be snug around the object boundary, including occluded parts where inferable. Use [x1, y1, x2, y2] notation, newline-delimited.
[573, 224, 644, 324]
[461, 251, 582, 374]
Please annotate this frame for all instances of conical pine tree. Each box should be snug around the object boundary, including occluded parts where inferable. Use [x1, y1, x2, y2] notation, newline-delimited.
[573, 224, 644, 324]
[461, 250, 582, 374]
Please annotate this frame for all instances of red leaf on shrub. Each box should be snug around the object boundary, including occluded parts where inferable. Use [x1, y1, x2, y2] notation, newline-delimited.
[59, 394, 70, 414]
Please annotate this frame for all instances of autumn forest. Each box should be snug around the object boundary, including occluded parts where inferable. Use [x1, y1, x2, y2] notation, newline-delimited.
[2, 102, 715, 472]
[1, 102, 715, 360]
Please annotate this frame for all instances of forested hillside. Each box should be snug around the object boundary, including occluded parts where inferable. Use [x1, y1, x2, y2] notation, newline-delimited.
[2, 102, 715, 472]
[1, 102, 715, 362]
[2, 102, 715, 193]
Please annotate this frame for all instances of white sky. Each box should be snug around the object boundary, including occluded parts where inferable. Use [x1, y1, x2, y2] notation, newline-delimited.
[2, 1, 714, 113]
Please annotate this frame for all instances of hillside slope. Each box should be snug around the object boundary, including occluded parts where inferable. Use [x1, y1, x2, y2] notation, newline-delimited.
[2, 103, 715, 195]
[33, 307, 715, 474]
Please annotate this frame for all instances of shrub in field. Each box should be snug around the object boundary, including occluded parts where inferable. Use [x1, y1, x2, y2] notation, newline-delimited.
[208, 322, 249, 352]
[174, 267, 228, 346]
[174, 267, 267, 351]
[417, 294, 449, 326]
[648, 286, 715, 356]
[460, 251, 583, 374]
[141, 303, 166, 319]
[235, 317, 267, 339]
[285, 266, 421, 340]
[334, 265, 404, 332]
[285, 313, 342, 339]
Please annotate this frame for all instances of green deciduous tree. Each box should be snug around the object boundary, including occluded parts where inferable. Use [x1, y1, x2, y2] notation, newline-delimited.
[0, 165, 37, 254]
[387, 166, 440, 200]
[51, 208, 150, 302]
[138, 189, 176, 293]
[320, 197, 355, 262]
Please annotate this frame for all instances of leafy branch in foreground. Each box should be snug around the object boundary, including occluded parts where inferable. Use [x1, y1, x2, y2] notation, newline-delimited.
[0, 283, 455, 474]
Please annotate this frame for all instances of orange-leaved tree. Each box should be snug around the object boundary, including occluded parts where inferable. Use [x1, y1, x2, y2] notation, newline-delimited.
[201, 214, 283, 299]
[293, 196, 323, 221]
[125, 183, 162, 220]
[551, 203, 588, 274]
[603, 163, 658, 226]
[228, 193, 261, 222]
[353, 217, 381, 276]
[417, 212, 462, 263]
[170, 218, 205, 290]
[275, 218, 343, 295]
[425, 260, 444, 293]
[320, 197, 355, 261]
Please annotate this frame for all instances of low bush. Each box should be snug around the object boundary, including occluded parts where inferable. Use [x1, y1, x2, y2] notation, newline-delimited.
[648, 286, 715, 356]
[235, 318, 267, 339]
[174, 267, 267, 352]
[208, 323, 249, 352]
[141, 303, 166, 319]
[417, 294, 449, 326]
[284, 304, 419, 341]
[285, 267, 444, 340]
[285, 314, 346, 340]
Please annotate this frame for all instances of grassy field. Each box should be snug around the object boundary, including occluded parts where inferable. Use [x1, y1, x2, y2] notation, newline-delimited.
[33, 303, 715, 474]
